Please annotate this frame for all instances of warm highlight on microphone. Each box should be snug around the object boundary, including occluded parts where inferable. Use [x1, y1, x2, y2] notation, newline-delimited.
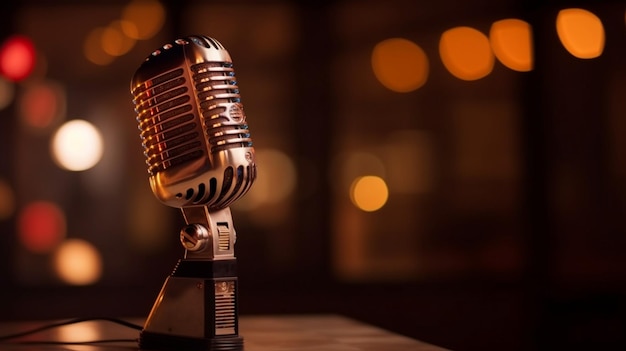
[131, 35, 256, 211]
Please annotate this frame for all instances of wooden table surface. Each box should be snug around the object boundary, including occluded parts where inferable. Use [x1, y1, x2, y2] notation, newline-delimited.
[0, 314, 450, 351]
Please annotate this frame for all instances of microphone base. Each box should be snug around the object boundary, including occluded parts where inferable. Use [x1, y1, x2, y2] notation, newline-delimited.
[140, 259, 243, 350]
[139, 331, 243, 351]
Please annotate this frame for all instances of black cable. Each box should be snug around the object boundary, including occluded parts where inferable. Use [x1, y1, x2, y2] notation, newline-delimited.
[4, 339, 139, 350]
[0, 317, 142, 345]
[9, 338, 138, 345]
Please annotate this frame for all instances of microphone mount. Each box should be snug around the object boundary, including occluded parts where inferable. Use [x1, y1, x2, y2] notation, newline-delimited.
[139, 207, 243, 351]
[180, 207, 237, 260]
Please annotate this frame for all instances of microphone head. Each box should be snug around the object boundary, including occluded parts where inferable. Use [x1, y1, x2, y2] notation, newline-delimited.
[130, 35, 256, 210]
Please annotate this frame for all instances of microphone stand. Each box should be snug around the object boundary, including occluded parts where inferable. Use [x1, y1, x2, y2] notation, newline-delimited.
[139, 206, 243, 351]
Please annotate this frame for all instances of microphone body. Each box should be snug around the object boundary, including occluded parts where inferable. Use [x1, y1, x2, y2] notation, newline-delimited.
[130, 35, 255, 351]
[131, 35, 255, 210]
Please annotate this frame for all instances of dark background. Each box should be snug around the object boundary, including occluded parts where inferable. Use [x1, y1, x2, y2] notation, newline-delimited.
[1, 1, 626, 350]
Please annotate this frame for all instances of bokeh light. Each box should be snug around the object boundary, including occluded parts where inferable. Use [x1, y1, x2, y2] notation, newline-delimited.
[0, 35, 36, 82]
[51, 119, 104, 171]
[121, 0, 166, 40]
[556, 8, 605, 59]
[238, 148, 297, 210]
[119, 20, 139, 41]
[439, 26, 494, 81]
[0, 179, 16, 220]
[18, 80, 66, 130]
[53, 238, 102, 285]
[350, 175, 389, 212]
[0, 76, 15, 111]
[17, 201, 66, 253]
[84, 27, 115, 66]
[490, 19, 533, 72]
[371, 38, 429, 92]
[102, 20, 137, 57]
[58, 321, 101, 343]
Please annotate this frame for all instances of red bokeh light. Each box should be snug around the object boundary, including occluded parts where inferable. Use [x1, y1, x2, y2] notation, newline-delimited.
[17, 201, 66, 253]
[0, 35, 36, 82]
[19, 82, 63, 129]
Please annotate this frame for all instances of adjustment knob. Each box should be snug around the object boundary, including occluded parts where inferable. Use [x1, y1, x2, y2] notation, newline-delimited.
[180, 223, 210, 252]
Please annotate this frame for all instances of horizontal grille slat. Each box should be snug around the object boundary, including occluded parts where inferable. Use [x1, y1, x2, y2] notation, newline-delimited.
[214, 281, 237, 336]
[132, 68, 205, 174]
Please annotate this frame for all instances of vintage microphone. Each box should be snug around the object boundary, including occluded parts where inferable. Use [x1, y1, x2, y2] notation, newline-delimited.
[130, 35, 256, 351]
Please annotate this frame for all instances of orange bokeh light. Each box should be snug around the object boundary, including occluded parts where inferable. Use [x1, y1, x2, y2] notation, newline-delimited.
[350, 176, 389, 212]
[490, 19, 534, 72]
[371, 38, 429, 92]
[0, 35, 36, 82]
[439, 26, 494, 81]
[556, 8, 605, 59]
[54, 238, 102, 285]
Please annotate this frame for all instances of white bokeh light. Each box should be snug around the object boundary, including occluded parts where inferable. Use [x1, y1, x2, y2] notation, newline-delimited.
[51, 119, 104, 171]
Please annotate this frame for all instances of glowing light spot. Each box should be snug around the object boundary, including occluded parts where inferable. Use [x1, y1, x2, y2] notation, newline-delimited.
[54, 238, 102, 285]
[490, 19, 534, 72]
[17, 201, 66, 253]
[439, 27, 494, 81]
[121, 0, 166, 40]
[350, 176, 389, 212]
[58, 321, 101, 342]
[120, 20, 139, 40]
[84, 28, 115, 66]
[19, 80, 65, 130]
[102, 21, 136, 57]
[0, 35, 36, 82]
[556, 8, 605, 59]
[371, 38, 429, 92]
[51, 119, 104, 171]
[239, 148, 296, 210]
[0, 179, 16, 220]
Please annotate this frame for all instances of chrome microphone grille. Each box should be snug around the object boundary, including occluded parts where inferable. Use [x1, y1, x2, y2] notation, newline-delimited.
[191, 62, 253, 153]
[132, 68, 204, 176]
[130, 35, 256, 210]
